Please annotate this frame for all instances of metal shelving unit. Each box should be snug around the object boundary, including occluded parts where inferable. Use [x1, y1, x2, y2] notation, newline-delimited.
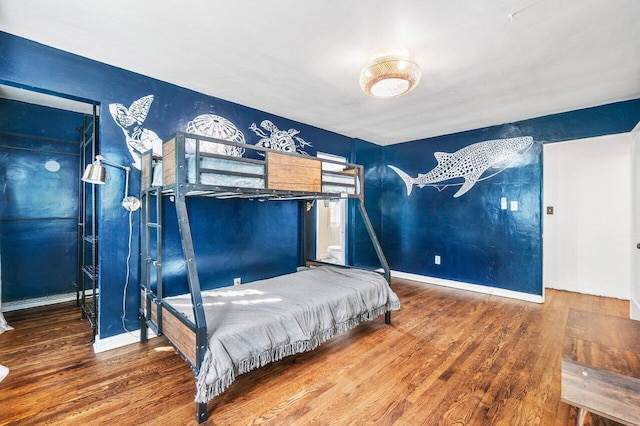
[78, 106, 99, 341]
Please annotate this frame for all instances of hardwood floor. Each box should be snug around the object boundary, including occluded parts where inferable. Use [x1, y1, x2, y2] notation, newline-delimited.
[0, 279, 630, 425]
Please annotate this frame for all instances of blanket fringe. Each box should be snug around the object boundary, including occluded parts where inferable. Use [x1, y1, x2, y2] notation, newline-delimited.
[195, 305, 398, 403]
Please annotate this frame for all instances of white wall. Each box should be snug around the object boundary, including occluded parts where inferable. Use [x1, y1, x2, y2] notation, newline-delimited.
[631, 122, 640, 318]
[543, 133, 631, 300]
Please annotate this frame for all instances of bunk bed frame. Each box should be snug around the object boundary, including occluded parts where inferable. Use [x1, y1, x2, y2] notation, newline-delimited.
[138, 132, 392, 423]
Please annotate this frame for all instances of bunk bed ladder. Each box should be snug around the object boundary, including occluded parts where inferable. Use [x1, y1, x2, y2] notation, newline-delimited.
[173, 192, 209, 423]
[140, 187, 162, 340]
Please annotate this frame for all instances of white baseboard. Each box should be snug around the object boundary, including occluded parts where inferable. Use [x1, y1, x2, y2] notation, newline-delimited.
[631, 298, 640, 320]
[390, 270, 544, 303]
[93, 328, 157, 353]
[2, 291, 78, 312]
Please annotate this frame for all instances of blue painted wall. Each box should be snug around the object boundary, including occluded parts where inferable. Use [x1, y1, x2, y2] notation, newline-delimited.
[381, 99, 640, 296]
[0, 98, 84, 301]
[158, 197, 300, 298]
[520, 99, 640, 144]
[382, 130, 543, 295]
[0, 32, 383, 338]
[351, 138, 384, 268]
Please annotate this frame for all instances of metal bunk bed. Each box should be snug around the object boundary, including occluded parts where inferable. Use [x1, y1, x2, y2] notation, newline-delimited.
[138, 132, 394, 423]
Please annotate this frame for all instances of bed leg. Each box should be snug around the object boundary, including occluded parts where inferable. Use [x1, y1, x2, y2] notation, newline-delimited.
[139, 314, 148, 343]
[385, 311, 391, 325]
[196, 402, 207, 423]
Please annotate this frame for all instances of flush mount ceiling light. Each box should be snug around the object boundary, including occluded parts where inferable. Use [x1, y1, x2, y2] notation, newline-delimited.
[360, 54, 422, 98]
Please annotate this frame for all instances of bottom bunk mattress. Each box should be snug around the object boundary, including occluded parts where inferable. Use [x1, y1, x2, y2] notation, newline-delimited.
[164, 266, 400, 403]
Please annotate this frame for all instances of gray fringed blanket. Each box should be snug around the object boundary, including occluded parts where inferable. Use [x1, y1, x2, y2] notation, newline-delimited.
[165, 266, 400, 403]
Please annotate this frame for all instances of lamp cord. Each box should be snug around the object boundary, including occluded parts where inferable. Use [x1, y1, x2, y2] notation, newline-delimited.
[121, 209, 135, 336]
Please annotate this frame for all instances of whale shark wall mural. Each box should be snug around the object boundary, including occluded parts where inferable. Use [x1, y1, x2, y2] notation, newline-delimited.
[388, 136, 534, 198]
[108, 95, 163, 170]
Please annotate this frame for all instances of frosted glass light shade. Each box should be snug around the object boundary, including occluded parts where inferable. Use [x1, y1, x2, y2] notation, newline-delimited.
[360, 54, 421, 98]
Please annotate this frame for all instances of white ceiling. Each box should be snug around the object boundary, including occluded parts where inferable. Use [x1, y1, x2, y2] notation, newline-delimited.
[1, 0, 639, 145]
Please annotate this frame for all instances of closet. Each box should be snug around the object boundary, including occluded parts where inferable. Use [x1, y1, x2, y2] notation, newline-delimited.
[0, 86, 97, 338]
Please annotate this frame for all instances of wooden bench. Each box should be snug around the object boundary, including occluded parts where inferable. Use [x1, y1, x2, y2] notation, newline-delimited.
[561, 309, 640, 425]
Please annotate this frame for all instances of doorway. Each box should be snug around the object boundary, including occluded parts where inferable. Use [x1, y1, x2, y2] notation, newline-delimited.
[543, 134, 631, 299]
[0, 85, 97, 328]
[316, 152, 347, 265]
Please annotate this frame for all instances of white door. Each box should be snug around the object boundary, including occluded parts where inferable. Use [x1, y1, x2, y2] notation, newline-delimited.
[631, 122, 640, 319]
[543, 134, 631, 299]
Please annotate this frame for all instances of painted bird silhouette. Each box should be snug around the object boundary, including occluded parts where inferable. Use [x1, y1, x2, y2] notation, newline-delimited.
[109, 95, 162, 169]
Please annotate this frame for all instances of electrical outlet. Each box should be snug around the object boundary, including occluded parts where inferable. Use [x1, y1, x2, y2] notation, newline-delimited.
[435, 255, 441, 265]
[233, 277, 241, 286]
[510, 200, 518, 211]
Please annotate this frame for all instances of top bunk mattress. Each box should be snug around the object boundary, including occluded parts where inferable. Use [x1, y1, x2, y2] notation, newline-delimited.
[152, 155, 266, 188]
[164, 266, 400, 402]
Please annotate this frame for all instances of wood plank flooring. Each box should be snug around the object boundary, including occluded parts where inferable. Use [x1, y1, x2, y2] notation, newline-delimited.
[0, 278, 630, 425]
